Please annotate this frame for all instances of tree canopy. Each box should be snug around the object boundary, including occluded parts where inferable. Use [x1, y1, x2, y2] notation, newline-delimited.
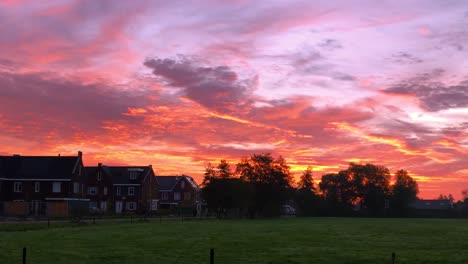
[201, 154, 425, 218]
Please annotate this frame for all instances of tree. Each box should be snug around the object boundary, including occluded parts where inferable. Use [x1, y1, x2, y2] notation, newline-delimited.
[295, 166, 319, 215]
[202, 160, 233, 186]
[390, 169, 419, 216]
[217, 160, 232, 179]
[202, 162, 217, 186]
[202, 160, 252, 218]
[236, 153, 293, 216]
[347, 163, 391, 216]
[437, 194, 454, 203]
[462, 189, 468, 201]
[461, 189, 468, 217]
[319, 170, 356, 215]
[298, 166, 315, 192]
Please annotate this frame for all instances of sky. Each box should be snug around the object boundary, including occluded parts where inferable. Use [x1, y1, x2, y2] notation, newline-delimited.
[0, 0, 467, 199]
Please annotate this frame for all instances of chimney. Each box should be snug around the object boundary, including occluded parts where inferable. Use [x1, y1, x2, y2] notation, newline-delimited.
[78, 151, 82, 158]
[13, 154, 20, 157]
[98, 163, 102, 167]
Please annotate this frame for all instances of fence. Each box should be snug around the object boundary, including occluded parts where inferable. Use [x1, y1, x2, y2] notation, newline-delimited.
[18, 247, 398, 264]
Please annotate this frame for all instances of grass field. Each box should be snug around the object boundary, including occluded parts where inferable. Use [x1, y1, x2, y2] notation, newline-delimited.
[1, 217, 467, 264]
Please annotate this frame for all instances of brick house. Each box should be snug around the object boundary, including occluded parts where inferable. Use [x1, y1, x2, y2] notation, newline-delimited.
[84, 163, 113, 213]
[85, 165, 158, 214]
[0, 152, 88, 217]
[156, 175, 201, 212]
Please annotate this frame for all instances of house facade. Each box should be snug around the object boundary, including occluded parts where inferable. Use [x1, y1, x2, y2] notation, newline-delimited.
[84, 163, 113, 213]
[0, 152, 88, 217]
[85, 165, 159, 214]
[156, 175, 201, 212]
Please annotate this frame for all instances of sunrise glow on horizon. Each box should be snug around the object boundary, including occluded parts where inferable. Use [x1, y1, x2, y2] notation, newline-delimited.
[0, 0, 467, 199]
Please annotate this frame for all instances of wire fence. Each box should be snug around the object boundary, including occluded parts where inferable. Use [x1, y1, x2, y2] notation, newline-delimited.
[18, 247, 398, 264]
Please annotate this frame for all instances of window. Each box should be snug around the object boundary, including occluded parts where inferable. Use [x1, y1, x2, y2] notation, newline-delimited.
[14, 182, 23, 193]
[129, 171, 138, 180]
[126, 202, 136, 210]
[52, 182, 61, 193]
[116, 187, 121, 196]
[89, 202, 97, 209]
[184, 192, 191, 201]
[174, 192, 181, 201]
[104, 187, 108, 196]
[128, 187, 135, 196]
[97, 172, 102, 181]
[73, 182, 79, 193]
[100, 201, 107, 211]
[88, 187, 97, 195]
[161, 192, 168, 200]
[34, 182, 40, 193]
[181, 180, 185, 189]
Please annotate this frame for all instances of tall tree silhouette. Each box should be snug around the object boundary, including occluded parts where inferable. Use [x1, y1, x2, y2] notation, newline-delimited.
[202, 160, 252, 217]
[236, 153, 293, 216]
[298, 166, 315, 192]
[295, 166, 319, 215]
[390, 169, 419, 216]
[348, 163, 391, 216]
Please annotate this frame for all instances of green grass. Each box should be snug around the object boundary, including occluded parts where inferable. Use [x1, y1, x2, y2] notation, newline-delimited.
[1, 217, 467, 264]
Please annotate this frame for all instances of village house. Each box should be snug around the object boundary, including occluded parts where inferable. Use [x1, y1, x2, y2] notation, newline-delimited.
[85, 164, 158, 214]
[0, 152, 88, 217]
[410, 199, 454, 218]
[156, 175, 201, 214]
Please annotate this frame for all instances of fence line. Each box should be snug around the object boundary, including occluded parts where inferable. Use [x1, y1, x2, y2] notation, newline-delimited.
[18, 247, 398, 264]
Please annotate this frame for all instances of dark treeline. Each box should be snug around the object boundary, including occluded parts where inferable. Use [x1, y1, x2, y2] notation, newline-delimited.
[202, 153, 423, 218]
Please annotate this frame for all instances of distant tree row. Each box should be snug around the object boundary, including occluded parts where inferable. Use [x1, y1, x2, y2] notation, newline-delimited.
[202, 153, 420, 217]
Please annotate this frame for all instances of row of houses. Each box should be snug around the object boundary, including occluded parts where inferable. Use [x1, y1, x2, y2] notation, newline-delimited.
[0, 152, 201, 217]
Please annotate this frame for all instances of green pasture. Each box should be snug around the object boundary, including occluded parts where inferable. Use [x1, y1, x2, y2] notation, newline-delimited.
[1, 217, 467, 264]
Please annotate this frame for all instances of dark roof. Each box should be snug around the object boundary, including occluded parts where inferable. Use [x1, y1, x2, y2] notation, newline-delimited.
[85, 167, 98, 177]
[156, 175, 200, 191]
[100, 166, 153, 184]
[156, 176, 180, 190]
[410, 200, 453, 210]
[0, 155, 79, 180]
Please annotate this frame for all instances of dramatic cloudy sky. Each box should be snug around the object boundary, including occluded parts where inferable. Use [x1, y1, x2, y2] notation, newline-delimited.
[1, 0, 467, 198]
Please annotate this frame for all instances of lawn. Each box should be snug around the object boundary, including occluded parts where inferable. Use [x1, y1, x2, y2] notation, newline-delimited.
[1, 217, 467, 264]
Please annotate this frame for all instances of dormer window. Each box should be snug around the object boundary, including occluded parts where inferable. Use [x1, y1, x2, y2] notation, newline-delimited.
[128, 168, 143, 179]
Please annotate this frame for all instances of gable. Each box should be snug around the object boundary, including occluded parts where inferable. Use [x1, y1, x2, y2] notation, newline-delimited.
[156, 175, 200, 191]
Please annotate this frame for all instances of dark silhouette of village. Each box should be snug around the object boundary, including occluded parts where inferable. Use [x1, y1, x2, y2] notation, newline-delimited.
[0, 151, 467, 219]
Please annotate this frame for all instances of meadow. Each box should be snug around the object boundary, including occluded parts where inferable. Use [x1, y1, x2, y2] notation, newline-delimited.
[1, 217, 467, 264]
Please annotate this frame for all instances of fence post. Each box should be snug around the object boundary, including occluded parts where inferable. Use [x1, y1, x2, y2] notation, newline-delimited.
[210, 248, 214, 264]
[392, 252, 396, 264]
[22, 247, 26, 264]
